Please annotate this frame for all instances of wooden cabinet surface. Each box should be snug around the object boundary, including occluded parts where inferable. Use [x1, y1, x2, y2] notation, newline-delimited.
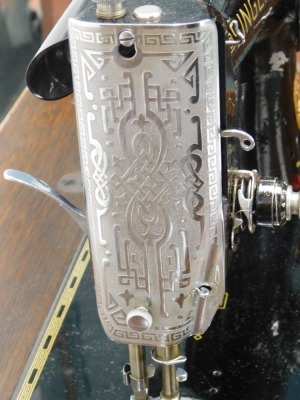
[0, 89, 83, 398]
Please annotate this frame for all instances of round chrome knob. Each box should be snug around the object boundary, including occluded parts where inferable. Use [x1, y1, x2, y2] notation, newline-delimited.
[126, 307, 153, 332]
[133, 5, 163, 21]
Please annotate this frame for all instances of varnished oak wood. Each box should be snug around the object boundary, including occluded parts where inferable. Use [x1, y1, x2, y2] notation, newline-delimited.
[0, 89, 83, 399]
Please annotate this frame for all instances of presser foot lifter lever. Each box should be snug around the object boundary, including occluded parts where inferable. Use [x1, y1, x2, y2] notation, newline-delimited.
[3, 169, 87, 232]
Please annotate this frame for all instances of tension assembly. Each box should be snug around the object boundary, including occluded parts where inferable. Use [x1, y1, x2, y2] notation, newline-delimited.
[228, 169, 300, 250]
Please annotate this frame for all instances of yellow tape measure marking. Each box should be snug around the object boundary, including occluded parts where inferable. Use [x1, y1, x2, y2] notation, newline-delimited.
[16, 239, 90, 400]
[218, 292, 229, 310]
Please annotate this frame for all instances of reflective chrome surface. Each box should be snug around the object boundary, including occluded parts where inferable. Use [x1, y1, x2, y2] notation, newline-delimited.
[69, 3, 225, 346]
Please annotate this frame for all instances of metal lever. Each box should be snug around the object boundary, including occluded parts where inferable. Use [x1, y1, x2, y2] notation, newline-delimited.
[3, 169, 87, 232]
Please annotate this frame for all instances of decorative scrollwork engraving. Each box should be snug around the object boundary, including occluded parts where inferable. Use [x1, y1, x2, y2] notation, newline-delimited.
[69, 20, 224, 345]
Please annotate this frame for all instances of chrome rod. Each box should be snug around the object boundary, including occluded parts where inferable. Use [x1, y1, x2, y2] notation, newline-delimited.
[128, 344, 149, 400]
[154, 345, 182, 400]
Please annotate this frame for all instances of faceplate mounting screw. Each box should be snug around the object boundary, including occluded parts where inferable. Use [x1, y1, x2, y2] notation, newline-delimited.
[118, 30, 135, 47]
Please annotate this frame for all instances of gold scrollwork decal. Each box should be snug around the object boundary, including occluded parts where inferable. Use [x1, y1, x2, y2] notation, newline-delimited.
[227, 0, 268, 53]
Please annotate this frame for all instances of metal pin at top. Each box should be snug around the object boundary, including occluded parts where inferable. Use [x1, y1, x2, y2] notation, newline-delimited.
[93, 0, 126, 19]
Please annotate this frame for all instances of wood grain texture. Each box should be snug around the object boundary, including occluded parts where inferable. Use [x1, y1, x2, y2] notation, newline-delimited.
[0, 89, 84, 398]
[40, 0, 71, 38]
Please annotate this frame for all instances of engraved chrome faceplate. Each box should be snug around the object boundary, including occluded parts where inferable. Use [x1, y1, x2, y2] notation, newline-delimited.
[69, 5, 225, 346]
